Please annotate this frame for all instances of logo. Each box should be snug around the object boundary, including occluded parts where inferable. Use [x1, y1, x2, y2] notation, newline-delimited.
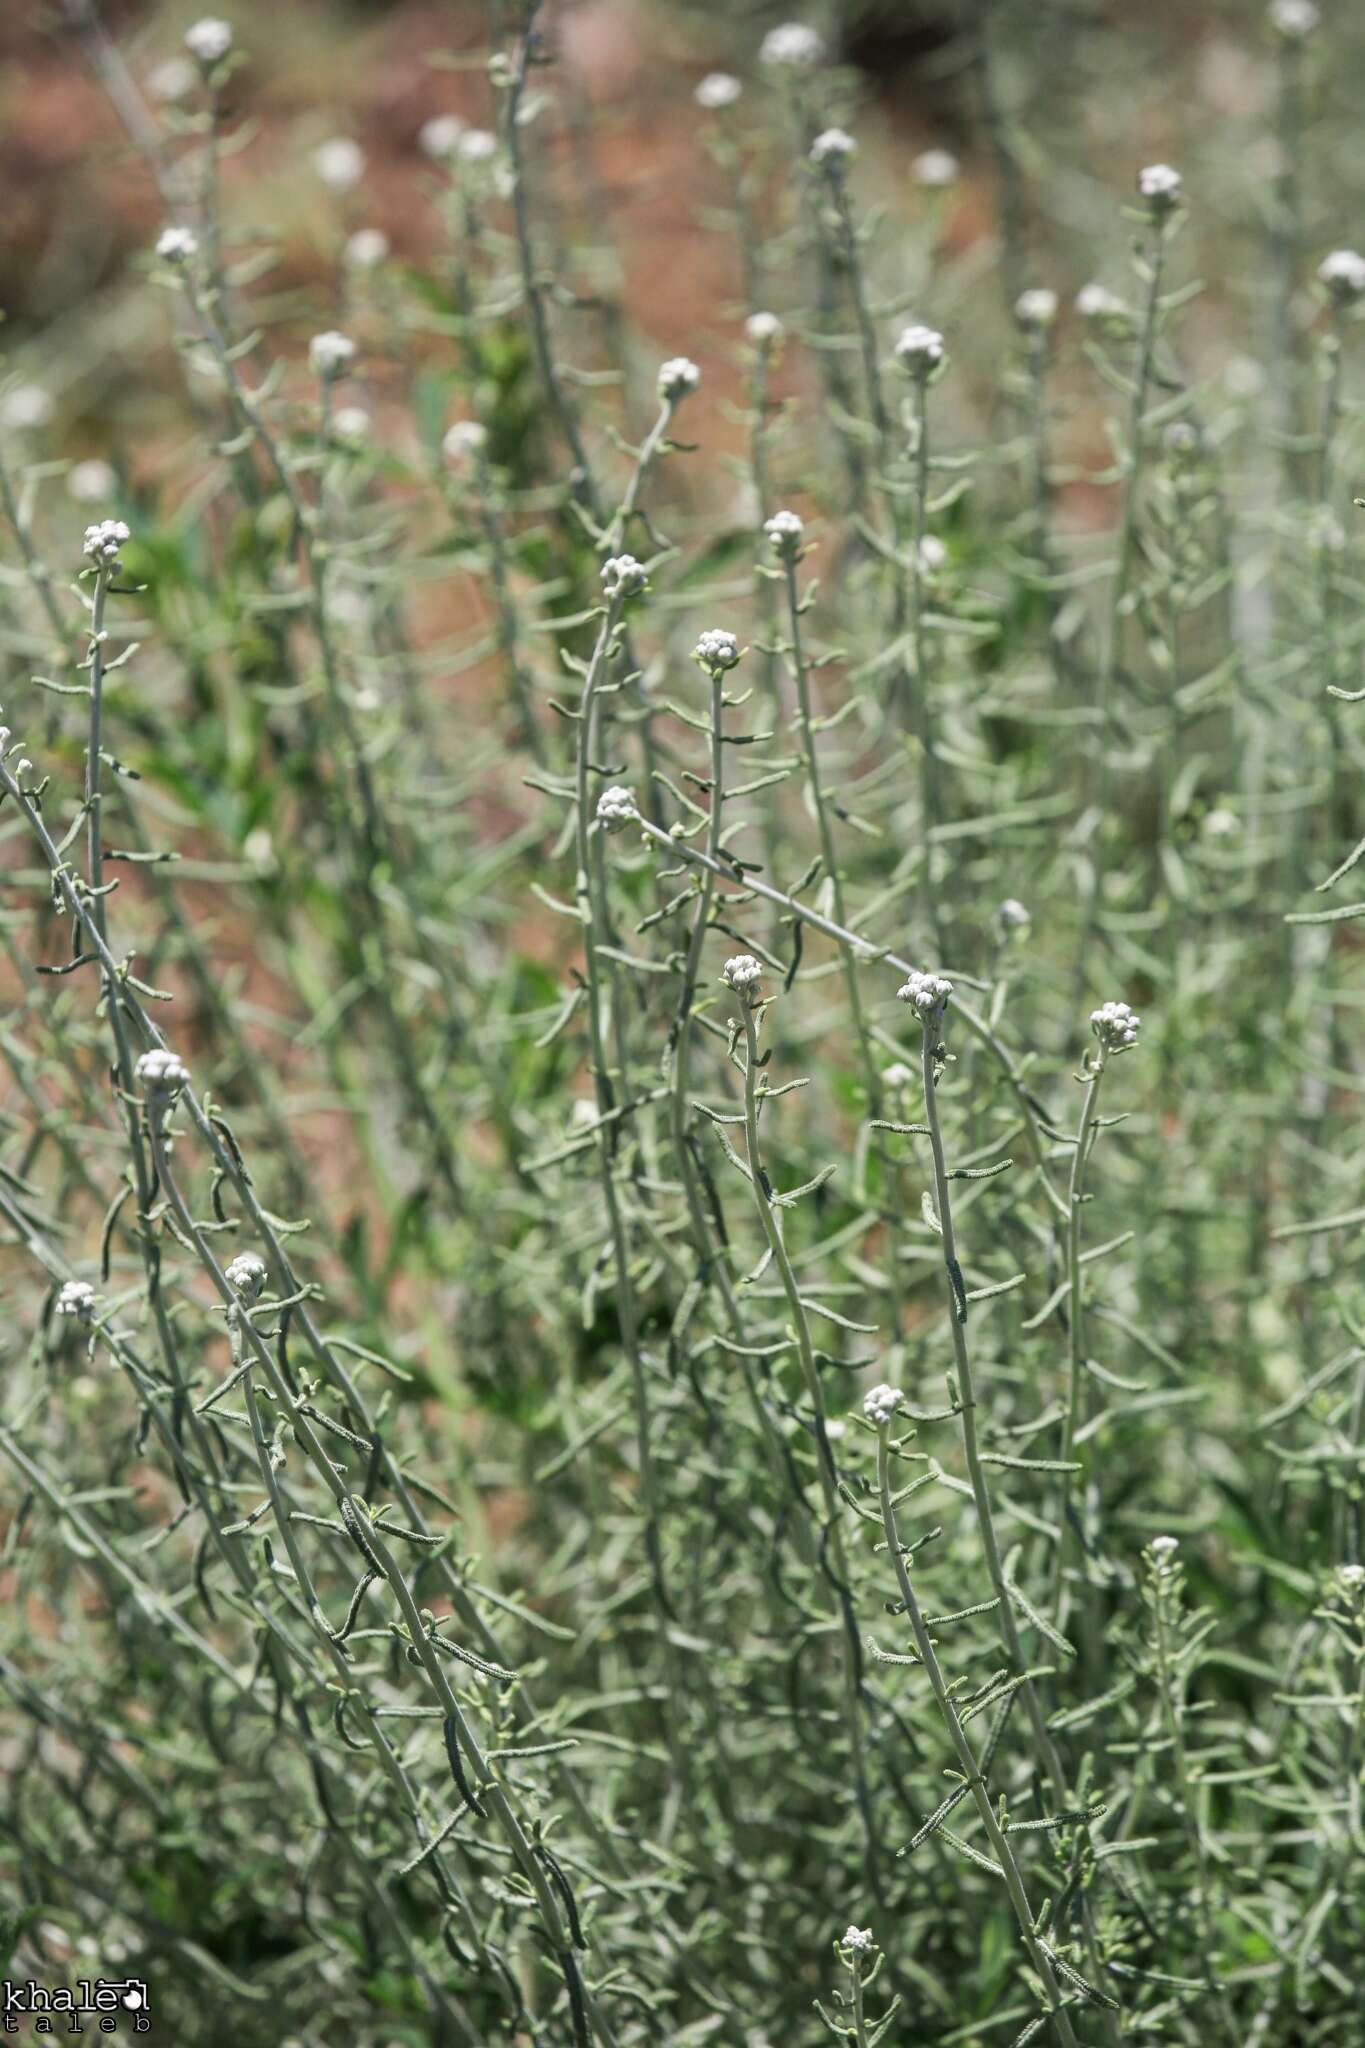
[0, 1980, 149, 2033]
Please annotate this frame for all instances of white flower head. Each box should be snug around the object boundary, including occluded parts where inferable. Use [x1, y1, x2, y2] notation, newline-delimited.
[309, 330, 357, 380]
[600, 554, 647, 599]
[457, 129, 498, 165]
[694, 627, 741, 672]
[895, 323, 945, 376]
[135, 1047, 189, 1094]
[882, 1061, 915, 1090]
[745, 310, 784, 350]
[333, 406, 372, 444]
[1269, 0, 1319, 36]
[917, 534, 946, 575]
[1203, 806, 1239, 838]
[1, 384, 54, 432]
[912, 148, 958, 188]
[1015, 287, 1058, 330]
[156, 225, 199, 265]
[420, 114, 465, 161]
[897, 968, 953, 1024]
[82, 518, 131, 567]
[55, 1279, 97, 1321]
[184, 17, 232, 66]
[224, 1251, 268, 1302]
[722, 953, 763, 1000]
[1319, 249, 1365, 302]
[148, 56, 197, 104]
[1138, 162, 1183, 210]
[862, 1384, 902, 1427]
[1090, 999, 1141, 1053]
[1149, 1534, 1179, 1564]
[695, 72, 742, 111]
[443, 419, 488, 464]
[313, 138, 365, 194]
[344, 227, 390, 270]
[1076, 282, 1127, 322]
[1337, 1563, 1365, 1595]
[840, 1924, 876, 1954]
[67, 459, 116, 504]
[658, 356, 701, 404]
[998, 897, 1030, 929]
[810, 127, 857, 170]
[760, 22, 826, 67]
[765, 508, 805, 558]
[596, 785, 638, 833]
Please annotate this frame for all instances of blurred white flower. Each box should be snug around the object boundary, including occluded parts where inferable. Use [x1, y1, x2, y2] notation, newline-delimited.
[184, 17, 232, 65]
[420, 115, 465, 161]
[695, 72, 742, 110]
[67, 460, 117, 504]
[912, 148, 958, 188]
[148, 56, 197, 103]
[309, 330, 357, 379]
[1, 384, 54, 432]
[759, 22, 826, 67]
[344, 228, 390, 270]
[313, 138, 365, 194]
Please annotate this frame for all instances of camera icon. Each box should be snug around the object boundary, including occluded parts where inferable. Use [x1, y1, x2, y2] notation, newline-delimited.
[101, 1978, 149, 2013]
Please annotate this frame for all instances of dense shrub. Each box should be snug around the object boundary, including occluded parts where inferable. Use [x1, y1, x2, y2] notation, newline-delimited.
[1, 3, 1364, 2043]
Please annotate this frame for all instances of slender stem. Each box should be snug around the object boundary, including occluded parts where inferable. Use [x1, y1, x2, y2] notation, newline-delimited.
[736, 998, 885, 1891]
[1053, 1055, 1107, 1612]
[874, 1426, 1080, 2047]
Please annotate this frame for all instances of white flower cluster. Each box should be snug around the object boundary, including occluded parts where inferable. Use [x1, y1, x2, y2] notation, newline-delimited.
[721, 953, 763, 998]
[1269, 0, 1319, 36]
[912, 148, 958, 188]
[458, 130, 497, 166]
[334, 406, 371, 444]
[998, 897, 1030, 929]
[1090, 999, 1141, 1053]
[83, 518, 130, 567]
[309, 330, 357, 379]
[881, 1061, 914, 1090]
[658, 356, 701, 403]
[601, 554, 646, 598]
[695, 72, 742, 111]
[314, 137, 365, 193]
[1149, 1534, 1179, 1564]
[765, 509, 804, 558]
[897, 969, 953, 1023]
[55, 1279, 97, 1320]
[225, 1251, 268, 1301]
[810, 127, 856, 169]
[840, 1924, 875, 1954]
[917, 535, 946, 575]
[745, 311, 783, 350]
[1138, 162, 1183, 208]
[1337, 1563, 1365, 1595]
[1, 384, 54, 431]
[156, 225, 198, 265]
[1318, 249, 1365, 301]
[68, 460, 116, 504]
[759, 22, 826, 67]
[862, 1383, 902, 1426]
[148, 56, 197, 104]
[596, 785, 638, 832]
[694, 628, 741, 671]
[1077, 282, 1127, 321]
[895, 323, 945, 374]
[135, 1048, 189, 1092]
[345, 227, 390, 270]
[420, 115, 465, 161]
[443, 419, 487, 463]
[185, 16, 232, 65]
[1015, 287, 1058, 330]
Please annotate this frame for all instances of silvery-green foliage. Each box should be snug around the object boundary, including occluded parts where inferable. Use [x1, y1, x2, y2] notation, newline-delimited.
[0, 1, 1364, 2043]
